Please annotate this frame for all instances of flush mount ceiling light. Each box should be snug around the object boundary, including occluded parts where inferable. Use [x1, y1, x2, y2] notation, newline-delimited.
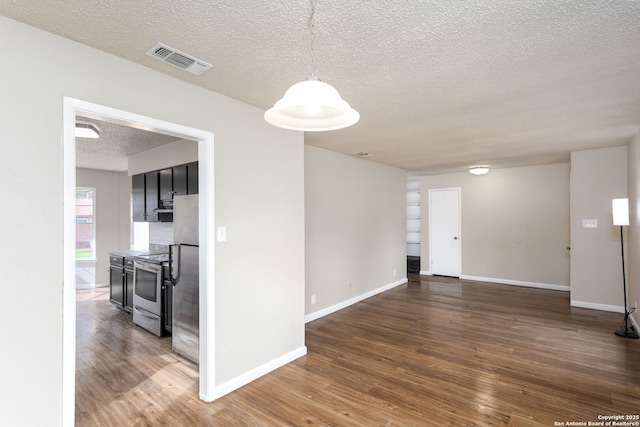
[75, 122, 100, 139]
[264, 0, 359, 132]
[469, 165, 490, 175]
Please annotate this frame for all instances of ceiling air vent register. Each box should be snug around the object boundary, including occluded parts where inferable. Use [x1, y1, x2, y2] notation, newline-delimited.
[353, 152, 372, 158]
[145, 43, 212, 76]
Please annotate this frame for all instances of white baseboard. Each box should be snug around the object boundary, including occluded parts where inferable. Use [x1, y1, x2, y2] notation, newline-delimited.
[305, 278, 409, 324]
[419, 271, 569, 293]
[95, 281, 109, 288]
[570, 300, 624, 313]
[571, 303, 639, 332]
[461, 275, 570, 292]
[213, 346, 307, 400]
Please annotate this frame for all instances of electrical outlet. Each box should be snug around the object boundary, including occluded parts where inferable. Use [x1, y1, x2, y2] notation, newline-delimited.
[311, 294, 316, 305]
[393, 268, 397, 277]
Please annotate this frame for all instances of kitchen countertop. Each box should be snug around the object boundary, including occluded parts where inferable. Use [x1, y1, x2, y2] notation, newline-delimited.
[134, 253, 170, 264]
[108, 245, 169, 258]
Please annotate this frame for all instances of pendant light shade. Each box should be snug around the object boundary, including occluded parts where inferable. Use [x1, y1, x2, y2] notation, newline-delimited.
[265, 0, 359, 132]
[264, 77, 360, 131]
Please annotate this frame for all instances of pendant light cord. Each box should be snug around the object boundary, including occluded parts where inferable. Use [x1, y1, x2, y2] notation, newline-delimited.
[309, 0, 318, 80]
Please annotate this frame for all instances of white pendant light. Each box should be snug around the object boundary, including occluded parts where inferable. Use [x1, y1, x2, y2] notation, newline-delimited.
[264, 0, 359, 132]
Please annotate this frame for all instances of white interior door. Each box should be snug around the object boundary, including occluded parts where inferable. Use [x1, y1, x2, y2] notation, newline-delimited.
[429, 188, 461, 277]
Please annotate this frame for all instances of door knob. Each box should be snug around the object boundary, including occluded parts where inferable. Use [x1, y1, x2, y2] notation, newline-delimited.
[453, 236, 458, 240]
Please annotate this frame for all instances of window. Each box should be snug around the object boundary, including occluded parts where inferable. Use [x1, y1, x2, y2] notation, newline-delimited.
[76, 188, 95, 259]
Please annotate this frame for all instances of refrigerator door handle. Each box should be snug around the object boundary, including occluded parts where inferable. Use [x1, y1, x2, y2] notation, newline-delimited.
[169, 244, 180, 286]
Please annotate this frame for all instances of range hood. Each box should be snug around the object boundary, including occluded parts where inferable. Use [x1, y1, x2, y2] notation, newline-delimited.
[154, 199, 174, 214]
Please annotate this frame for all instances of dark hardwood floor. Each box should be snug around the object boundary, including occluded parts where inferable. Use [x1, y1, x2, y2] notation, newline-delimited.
[76, 275, 640, 426]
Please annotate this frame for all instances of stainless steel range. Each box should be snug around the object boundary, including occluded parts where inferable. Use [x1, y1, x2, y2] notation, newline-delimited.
[132, 253, 169, 337]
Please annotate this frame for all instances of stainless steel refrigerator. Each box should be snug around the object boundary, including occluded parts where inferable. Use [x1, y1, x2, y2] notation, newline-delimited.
[170, 194, 199, 364]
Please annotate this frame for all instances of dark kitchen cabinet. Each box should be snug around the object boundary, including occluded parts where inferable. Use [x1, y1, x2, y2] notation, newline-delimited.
[159, 168, 174, 202]
[187, 161, 198, 194]
[132, 174, 146, 222]
[173, 164, 188, 196]
[131, 162, 198, 222]
[145, 171, 159, 222]
[160, 165, 188, 201]
[159, 165, 188, 221]
[133, 171, 160, 222]
[109, 254, 134, 313]
[109, 264, 124, 307]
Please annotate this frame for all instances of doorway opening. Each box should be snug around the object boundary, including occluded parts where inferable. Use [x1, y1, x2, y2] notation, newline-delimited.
[62, 97, 216, 425]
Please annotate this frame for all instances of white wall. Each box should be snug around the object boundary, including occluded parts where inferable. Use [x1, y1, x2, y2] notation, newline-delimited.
[420, 163, 570, 288]
[118, 172, 133, 249]
[570, 146, 627, 311]
[128, 139, 198, 175]
[305, 146, 407, 319]
[76, 168, 131, 286]
[0, 16, 304, 426]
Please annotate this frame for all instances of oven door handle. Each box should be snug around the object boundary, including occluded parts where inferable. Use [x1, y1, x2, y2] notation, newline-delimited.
[134, 260, 161, 273]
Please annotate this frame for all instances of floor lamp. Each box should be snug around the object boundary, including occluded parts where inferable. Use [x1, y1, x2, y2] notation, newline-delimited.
[612, 198, 638, 339]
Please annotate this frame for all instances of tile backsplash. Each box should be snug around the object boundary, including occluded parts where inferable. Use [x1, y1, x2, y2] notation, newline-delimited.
[149, 222, 174, 246]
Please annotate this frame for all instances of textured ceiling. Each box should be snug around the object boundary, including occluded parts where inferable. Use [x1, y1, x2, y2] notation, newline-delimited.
[76, 118, 180, 171]
[3, 0, 640, 174]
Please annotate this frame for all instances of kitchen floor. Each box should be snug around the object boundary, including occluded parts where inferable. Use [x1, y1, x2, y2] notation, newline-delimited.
[76, 288, 200, 426]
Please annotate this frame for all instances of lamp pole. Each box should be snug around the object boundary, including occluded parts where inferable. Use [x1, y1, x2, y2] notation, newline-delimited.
[613, 198, 638, 339]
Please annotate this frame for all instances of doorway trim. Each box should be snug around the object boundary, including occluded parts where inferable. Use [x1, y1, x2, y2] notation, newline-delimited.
[63, 97, 216, 426]
[428, 187, 462, 277]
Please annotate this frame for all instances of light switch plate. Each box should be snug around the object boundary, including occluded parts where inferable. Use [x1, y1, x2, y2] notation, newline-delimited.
[216, 226, 227, 242]
[582, 219, 598, 228]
